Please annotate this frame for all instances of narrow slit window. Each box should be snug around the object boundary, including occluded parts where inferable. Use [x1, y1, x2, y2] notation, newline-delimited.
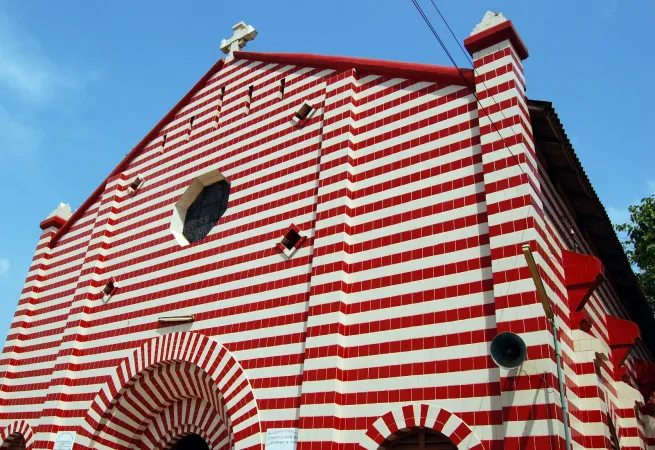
[248, 85, 253, 100]
[189, 115, 195, 127]
[280, 78, 286, 99]
[162, 134, 168, 146]
[221, 86, 226, 99]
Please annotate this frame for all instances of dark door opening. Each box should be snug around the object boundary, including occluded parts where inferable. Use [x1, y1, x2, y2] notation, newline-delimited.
[383, 429, 458, 450]
[172, 433, 210, 450]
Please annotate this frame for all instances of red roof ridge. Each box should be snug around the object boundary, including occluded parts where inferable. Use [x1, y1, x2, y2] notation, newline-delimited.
[234, 51, 473, 87]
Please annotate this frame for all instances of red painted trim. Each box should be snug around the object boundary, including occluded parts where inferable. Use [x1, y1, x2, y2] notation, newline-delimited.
[562, 250, 604, 313]
[607, 314, 640, 349]
[48, 58, 227, 249]
[234, 51, 475, 87]
[463, 20, 529, 60]
[39, 215, 67, 231]
[606, 314, 640, 378]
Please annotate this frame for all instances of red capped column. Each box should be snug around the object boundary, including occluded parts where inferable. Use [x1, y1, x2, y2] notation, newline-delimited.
[0, 203, 71, 418]
[465, 11, 564, 450]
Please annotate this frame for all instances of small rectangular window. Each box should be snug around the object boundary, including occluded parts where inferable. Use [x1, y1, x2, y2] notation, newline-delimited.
[281, 228, 301, 250]
[280, 78, 286, 100]
[277, 224, 306, 258]
[129, 176, 144, 192]
[189, 115, 195, 127]
[291, 102, 315, 125]
[248, 85, 254, 100]
[103, 278, 116, 297]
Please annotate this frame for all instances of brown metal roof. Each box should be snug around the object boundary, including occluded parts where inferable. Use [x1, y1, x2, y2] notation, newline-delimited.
[528, 99, 655, 351]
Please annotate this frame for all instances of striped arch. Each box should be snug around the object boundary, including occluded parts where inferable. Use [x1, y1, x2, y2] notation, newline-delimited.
[83, 331, 261, 450]
[361, 403, 485, 450]
[0, 420, 34, 449]
[140, 398, 230, 450]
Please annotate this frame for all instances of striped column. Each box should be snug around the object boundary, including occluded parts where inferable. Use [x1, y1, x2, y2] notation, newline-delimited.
[0, 205, 70, 416]
[465, 12, 565, 450]
[37, 175, 124, 449]
[297, 68, 359, 450]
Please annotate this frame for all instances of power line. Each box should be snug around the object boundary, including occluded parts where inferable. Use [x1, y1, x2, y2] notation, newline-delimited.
[410, 0, 531, 180]
[423, 0, 584, 256]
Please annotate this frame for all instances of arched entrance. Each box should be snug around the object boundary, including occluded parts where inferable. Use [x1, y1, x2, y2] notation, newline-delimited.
[382, 429, 458, 450]
[172, 434, 210, 450]
[82, 332, 263, 450]
[362, 404, 485, 450]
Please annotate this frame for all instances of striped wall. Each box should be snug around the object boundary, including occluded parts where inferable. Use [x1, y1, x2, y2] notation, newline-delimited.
[0, 13, 653, 450]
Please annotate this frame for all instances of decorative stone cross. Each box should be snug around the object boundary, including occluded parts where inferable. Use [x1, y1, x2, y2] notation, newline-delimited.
[220, 21, 258, 61]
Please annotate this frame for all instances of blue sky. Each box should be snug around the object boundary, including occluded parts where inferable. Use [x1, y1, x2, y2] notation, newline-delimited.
[0, 0, 653, 344]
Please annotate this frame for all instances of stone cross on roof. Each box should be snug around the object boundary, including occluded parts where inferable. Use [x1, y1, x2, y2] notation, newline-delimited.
[220, 21, 258, 61]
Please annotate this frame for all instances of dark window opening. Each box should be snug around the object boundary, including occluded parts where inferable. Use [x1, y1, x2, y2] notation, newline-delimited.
[248, 85, 254, 100]
[221, 86, 226, 99]
[182, 180, 230, 244]
[295, 103, 313, 121]
[281, 228, 301, 250]
[103, 279, 115, 297]
[189, 115, 195, 127]
[173, 434, 209, 450]
[280, 78, 286, 99]
[130, 176, 144, 191]
[162, 134, 168, 147]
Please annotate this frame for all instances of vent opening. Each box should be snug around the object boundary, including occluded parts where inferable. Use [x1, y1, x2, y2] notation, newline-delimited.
[276, 224, 306, 258]
[295, 103, 313, 121]
[281, 228, 301, 250]
[129, 176, 144, 192]
[103, 278, 116, 298]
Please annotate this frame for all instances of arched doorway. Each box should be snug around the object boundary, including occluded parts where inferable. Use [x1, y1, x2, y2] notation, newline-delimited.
[382, 429, 458, 450]
[172, 434, 210, 450]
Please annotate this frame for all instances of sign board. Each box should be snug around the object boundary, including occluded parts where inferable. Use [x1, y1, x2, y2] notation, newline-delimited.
[54, 431, 76, 450]
[266, 428, 298, 450]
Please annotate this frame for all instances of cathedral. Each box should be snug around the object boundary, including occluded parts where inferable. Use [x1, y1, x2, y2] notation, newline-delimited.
[2, 11, 655, 450]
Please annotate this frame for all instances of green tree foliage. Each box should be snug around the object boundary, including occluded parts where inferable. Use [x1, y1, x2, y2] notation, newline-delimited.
[616, 195, 655, 310]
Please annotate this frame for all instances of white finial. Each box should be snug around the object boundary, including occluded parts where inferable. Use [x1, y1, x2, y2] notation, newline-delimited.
[47, 202, 72, 220]
[220, 21, 258, 61]
[471, 11, 508, 35]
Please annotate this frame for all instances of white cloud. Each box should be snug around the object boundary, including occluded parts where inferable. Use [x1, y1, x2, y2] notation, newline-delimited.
[601, 0, 618, 18]
[0, 258, 9, 277]
[607, 206, 630, 226]
[0, 105, 42, 162]
[648, 180, 655, 195]
[0, 10, 76, 104]
[607, 181, 655, 227]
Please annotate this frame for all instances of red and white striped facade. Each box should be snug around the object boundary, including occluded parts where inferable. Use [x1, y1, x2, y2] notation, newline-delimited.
[2, 11, 655, 450]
